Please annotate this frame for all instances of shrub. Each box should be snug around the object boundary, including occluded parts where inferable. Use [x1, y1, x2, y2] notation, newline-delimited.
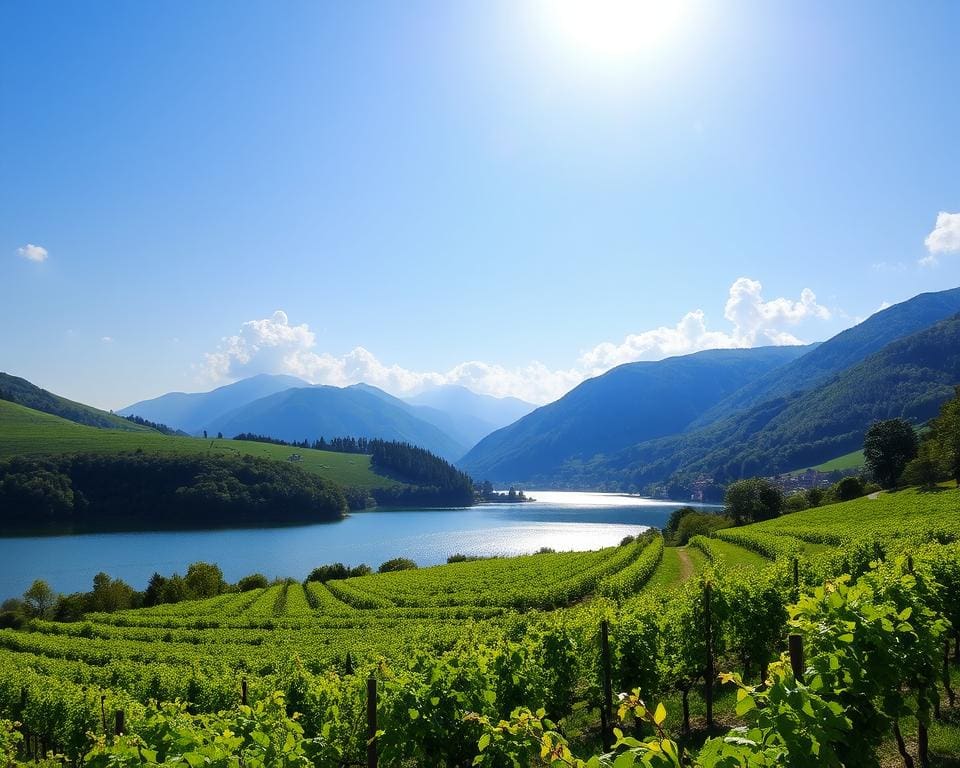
[379, 557, 417, 573]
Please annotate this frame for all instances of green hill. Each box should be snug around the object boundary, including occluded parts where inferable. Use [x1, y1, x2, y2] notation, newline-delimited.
[0, 399, 397, 490]
[0, 371, 153, 432]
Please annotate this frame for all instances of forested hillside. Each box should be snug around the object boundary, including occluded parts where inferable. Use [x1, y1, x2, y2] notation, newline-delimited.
[0, 452, 347, 531]
[688, 286, 960, 428]
[588, 312, 960, 487]
[459, 345, 810, 482]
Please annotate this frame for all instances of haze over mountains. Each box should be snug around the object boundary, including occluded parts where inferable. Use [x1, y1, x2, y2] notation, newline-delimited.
[120, 378, 535, 462]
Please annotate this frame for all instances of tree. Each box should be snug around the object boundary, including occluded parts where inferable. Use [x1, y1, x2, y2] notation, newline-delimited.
[664, 506, 697, 538]
[724, 478, 784, 525]
[237, 573, 269, 591]
[378, 557, 417, 573]
[926, 386, 960, 484]
[184, 562, 225, 599]
[22, 579, 56, 618]
[89, 572, 135, 612]
[834, 476, 865, 502]
[863, 419, 919, 489]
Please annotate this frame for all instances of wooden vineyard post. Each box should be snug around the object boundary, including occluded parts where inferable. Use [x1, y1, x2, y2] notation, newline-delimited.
[600, 619, 614, 752]
[241, 678, 248, 706]
[704, 582, 714, 727]
[788, 635, 804, 684]
[367, 677, 378, 768]
[115, 709, 125, 736]
[101, 695, 107, 732]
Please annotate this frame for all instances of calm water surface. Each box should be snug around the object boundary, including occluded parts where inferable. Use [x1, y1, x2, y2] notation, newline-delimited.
[0, 492, 714, 597]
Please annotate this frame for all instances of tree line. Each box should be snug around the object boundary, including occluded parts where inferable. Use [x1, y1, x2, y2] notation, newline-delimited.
[0, 452, 347, 531]
[234, 432, 476, 507]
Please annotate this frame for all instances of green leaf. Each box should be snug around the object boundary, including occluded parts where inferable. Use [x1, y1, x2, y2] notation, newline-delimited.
[654, 702, 667, 726]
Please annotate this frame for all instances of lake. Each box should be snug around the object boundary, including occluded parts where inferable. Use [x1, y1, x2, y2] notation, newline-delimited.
[0, 491, 714, 597]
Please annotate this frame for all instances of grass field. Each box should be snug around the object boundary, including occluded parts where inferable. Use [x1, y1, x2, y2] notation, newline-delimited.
[0, 399, 398, 488]
[812, 448, 866, 472]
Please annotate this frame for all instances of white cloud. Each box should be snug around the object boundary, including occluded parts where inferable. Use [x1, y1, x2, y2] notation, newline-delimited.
[101, 336, 114, 343]
[202, 279, 833, 404]
[16, 243, 48, 262]
[921, 211, 960, 266]
[578, 278, 829, 373]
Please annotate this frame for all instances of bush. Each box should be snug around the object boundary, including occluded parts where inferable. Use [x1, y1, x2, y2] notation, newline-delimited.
[784, 493, 810, 513]
[378, 557, 417, 573]
[237, 573, 269, 591]
[675, 512, 731, 544]
[307, 563, 372, 582]
[834, 476, 865, 502]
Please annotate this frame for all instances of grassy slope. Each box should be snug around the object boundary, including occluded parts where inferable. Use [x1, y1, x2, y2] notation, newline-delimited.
[812, 448, 866, 472]
[0, 371, 152, 432]
[0, 400, 398, 489]
[745, 483, 960, 540]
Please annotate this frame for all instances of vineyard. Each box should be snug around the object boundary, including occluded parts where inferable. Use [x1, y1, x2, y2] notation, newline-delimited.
[1, 485, 959, 766]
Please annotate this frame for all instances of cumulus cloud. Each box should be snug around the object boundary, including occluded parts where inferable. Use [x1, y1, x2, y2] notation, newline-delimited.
[579, 278, 829, 373]
[202, 279, 832, 404]
[921, 211, 960, 266]
[16, 243, 48, 262]
[101, 336, 114, 343]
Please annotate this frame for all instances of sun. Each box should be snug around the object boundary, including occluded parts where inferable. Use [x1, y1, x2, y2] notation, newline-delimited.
[544, 0, 690, 64]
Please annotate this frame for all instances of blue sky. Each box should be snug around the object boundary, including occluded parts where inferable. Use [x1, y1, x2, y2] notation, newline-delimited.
[2, 0, 959, 409]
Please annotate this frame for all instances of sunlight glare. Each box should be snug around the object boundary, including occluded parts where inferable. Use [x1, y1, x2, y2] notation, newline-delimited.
[544, 0, 689, 64]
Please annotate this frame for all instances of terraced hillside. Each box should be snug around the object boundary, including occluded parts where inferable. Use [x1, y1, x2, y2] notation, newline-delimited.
[1, 486, 958, 765]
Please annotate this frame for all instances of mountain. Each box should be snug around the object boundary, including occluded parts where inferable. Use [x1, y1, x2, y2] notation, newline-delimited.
[592, 312, 960, 487]
[406, 386, 535, 436]
[118, 373, 308, 434]
[458, 345, 812, 483]
[0, 371, 151, 432]
[204, 384, 467, 460]
[688, 287, 960, 429]
[344, 384, 489, 455]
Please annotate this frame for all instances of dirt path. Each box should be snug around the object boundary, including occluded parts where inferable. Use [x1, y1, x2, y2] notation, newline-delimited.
[676, 547, 694, 581]
[868, 491, 881, 500]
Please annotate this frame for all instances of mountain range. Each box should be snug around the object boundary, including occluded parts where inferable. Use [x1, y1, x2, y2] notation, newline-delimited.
[459, 287, 960, 488]
[119, 378, 535, 462]
[13, 286, 960, 492]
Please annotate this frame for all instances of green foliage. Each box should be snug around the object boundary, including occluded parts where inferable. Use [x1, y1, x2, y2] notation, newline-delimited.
[84, 693, 311, 767]
[0, 453, 347, 531]
[833, 475, 864, 502]
[305, 563, 371, 583]
[236, 574, 269, 592]
[675, 512, 731, 545]
[22, 580, 56, 619]
[724, 478, 784, 526]
[864, 418, 919, 488]
[783, 493, 809, 513]
[377, 558, 417, 574]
